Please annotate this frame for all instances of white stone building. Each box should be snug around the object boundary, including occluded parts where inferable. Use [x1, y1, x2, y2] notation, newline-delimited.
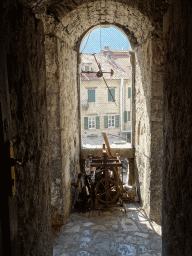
[80, 47, 132, 147]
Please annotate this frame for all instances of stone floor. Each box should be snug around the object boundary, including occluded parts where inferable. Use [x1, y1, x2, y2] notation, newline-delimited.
[52, 203, 162, 256]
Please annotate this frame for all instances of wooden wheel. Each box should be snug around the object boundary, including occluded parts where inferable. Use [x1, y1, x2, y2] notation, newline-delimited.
[95, 178, 120, 204]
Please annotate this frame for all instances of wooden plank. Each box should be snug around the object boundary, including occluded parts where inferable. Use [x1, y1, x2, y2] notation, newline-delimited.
[102, 132, 113, 156]
[90, 163, 122, 167]
[92, 159, 120, 163]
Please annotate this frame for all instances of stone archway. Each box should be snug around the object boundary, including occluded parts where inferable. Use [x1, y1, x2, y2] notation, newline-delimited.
[37, 0, 164, 225]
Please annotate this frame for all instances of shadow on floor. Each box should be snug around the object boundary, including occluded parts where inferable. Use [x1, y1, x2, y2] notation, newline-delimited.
[52, 202, 162, 256]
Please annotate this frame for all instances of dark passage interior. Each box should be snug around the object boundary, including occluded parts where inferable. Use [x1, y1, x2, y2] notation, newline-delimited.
[0, 0, 192, 255]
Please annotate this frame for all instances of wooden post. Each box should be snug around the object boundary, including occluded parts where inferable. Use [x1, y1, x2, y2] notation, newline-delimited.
[102, 132, 113, 156]
[128, 158, 135, 185]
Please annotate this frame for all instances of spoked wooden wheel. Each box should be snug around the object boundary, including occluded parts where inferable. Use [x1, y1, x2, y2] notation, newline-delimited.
[95, 178, 120, 204]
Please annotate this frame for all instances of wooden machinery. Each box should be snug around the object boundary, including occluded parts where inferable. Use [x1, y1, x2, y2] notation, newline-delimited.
[78, 133, 128, 209]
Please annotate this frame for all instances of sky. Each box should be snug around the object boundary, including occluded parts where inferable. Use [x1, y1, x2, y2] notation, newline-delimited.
[80, 26, 130, 53]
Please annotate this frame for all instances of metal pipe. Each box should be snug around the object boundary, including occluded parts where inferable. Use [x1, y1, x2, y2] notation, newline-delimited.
[120, 74, 123, 132]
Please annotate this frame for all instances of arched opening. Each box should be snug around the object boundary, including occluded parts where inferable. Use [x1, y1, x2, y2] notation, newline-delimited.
[3, 0, 192, 255]
[39, 0, 163, 227]
[79, 25, 132, 150]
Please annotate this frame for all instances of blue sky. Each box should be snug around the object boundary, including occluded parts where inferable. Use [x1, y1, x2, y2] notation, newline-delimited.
[80, 26, 130, 53]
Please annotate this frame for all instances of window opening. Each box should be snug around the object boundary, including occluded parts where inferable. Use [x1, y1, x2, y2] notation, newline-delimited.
[128, 87, 131, 98]
[85, 66, 90, 71]
[108, 89, 115, 102]
[80, 26, 132, 149]
[88, 117, 96, 129]
[108, 116, 115, 128]
[88, 89, 95, 102]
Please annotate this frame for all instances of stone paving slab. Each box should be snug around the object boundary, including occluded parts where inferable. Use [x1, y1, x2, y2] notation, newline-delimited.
[53, 203, 162, 256]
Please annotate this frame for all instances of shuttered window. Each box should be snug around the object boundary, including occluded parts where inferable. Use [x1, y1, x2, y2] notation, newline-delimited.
[96, 116, 100, 129]
[108, 116, 115, 128]
[88, 89, 95, 102]
[115, 115, 119, 127]
[88, 117, 96, 129]
[84, 117, 88, 130]
[124, 111, 127, 123]
[127, 132, 131, 143]
[128, 111, 131, 121]
[128, 87, 131, 98]
[108, 89, 115, 102]
[104, 116, 108, 128]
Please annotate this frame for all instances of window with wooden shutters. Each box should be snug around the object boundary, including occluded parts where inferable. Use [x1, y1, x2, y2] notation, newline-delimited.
[108, 89, 115, 102]
[88, 89, 95, 102]
[115, 115, 119, 127]
[104, 116, 108, 128]
[128, 87, 131, 98]
[88, 117, 96, 129]
[96, 116, 100, 129]
[124, 111, 127, 123]
[127, 132, 131, 143]
[84, 117, 88, 130]
[108, 116, 115, 128]
[128, 111, 131, 121]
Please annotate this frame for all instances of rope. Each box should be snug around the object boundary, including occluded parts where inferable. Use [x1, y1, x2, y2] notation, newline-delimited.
[92, 53, 116, 105]
[81, 32, 91, 53]
[100, 26, 102, 52]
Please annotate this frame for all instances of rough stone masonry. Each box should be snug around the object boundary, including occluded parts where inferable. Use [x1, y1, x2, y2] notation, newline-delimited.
[4, 0, 192, 255]
[38, 0, 164, 226]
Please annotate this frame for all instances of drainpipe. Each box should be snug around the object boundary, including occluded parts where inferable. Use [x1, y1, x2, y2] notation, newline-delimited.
[120, 73, 131, 134]
[120, 73, 124, 132]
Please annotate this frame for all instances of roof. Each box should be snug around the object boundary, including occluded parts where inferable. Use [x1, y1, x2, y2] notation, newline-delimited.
[81, 49, 132, 81]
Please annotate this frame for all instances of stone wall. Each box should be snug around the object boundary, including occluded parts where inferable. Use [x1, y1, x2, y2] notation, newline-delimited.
[163, 0, 192, 254]
[55, 1, 154, 49]
[134, 34, 163, 224]
[135, 38, 152, 218]
[39, 0, 163, 226]
[59, 39, 80, 220]
[43, 16, 64, 225]
[39, 13, 81, 225]
[150, 36, 163, 224]
[5, 2, 52, 255]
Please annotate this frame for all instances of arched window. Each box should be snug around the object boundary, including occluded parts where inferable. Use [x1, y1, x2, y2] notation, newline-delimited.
[80, 26, 133, 149]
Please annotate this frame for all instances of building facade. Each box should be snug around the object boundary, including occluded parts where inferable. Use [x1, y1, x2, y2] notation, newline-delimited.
[80, 47, 132, 147]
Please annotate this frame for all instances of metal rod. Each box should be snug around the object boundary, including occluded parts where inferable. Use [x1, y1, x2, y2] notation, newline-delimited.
[82, 71, 112, 74]
[92, 53, 116, 105]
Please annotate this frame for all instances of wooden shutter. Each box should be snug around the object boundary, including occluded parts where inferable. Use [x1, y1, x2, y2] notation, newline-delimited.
[84, 117, 88, 130]
[108, 89, 115, 102]
[128, 111, 131, 121]
[124, 111, 127, 123]
[104, 116, 108, 128]
[96, 116, 100, 129]
[115, 115, 119, 127]
[128, 87, 131, 98]
[88, 89, 95, 102]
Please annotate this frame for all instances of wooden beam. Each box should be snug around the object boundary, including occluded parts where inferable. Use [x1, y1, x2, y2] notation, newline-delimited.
[102, 132, 113, 156]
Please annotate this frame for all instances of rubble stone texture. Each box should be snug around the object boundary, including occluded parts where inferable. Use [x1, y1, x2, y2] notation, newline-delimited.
[163, 0, 192, 255]
[37, 0, 164, 226]
[2, 0, 191, 255]
[135, 35, 163, 224]
[43, 19, 81, 225]
[4, 1, 51, 255]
